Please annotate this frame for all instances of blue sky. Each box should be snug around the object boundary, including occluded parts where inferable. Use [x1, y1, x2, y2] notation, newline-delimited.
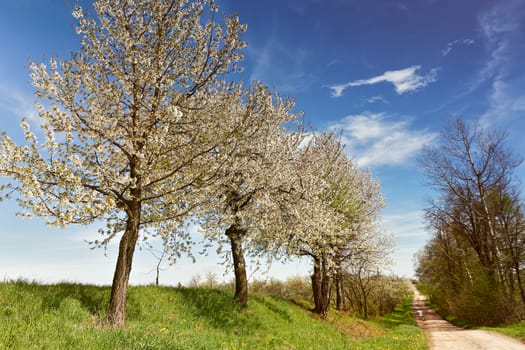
[0, 0, 524, 285]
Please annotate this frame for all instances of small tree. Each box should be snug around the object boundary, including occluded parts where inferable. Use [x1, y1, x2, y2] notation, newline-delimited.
[144, 244, 169, 286]
[343, 231, 393, 319]
[0, 0, 246, 326]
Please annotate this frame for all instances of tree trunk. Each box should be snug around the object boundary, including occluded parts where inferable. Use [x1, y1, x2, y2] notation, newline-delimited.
[311, 255, 321, 312]
[346, 282, 359, 313]
[311, 255, 333, 318]
[514, 261, 525, 307]
[318, 257, 332, 318]
[363, 290, 369, 319]
[107, 208, 140, 327]
[226, 224, 248, 307]
[335, 259, 345, 311]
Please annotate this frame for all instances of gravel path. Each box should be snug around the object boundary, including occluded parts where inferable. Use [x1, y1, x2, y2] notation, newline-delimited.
[411, 286, 525, 350]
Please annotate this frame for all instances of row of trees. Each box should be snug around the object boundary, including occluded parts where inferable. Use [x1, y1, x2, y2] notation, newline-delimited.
[416, 119, 524, 325]
[190, 274, 411, 320]
[0, 0, 389, 327]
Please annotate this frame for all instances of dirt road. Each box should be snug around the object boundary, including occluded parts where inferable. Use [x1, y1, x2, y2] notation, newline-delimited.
[412, 287, 525, 350]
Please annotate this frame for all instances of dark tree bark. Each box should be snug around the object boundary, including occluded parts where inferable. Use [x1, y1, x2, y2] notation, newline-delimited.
[318, 257, 332, 318]
[226, 224, 248, 307]
[311, 254, 332, 318]
[515, 262, 525, 307]
[311, 255, 321, 311]
[107, 205, 140, 327]
[334, 256, 346, 311]
[358, 277, 370, 319]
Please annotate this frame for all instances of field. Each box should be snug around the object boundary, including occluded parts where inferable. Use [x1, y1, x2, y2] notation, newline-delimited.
[0, 280, 427, 349]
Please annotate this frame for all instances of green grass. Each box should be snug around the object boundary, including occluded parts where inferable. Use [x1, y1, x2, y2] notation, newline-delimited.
[0, 280, 427, 349]
[482, 321, 525, 342]
[359, 297, 428, 350]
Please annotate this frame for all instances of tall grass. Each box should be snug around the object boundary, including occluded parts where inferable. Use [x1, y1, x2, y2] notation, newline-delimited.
[0, 279, 427, 349]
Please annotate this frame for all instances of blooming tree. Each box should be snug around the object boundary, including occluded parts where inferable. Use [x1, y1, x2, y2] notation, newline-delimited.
[332, 166, 387, 311]
[285, 132, 387, 317]
[198, 83, 304, 306]
[284, 132, 348, 316]
[0, 0, 246, 326]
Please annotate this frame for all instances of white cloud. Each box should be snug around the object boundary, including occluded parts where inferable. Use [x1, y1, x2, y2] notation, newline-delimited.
[479, 2, 521, 42]
[328, 84, 347, 98]
[382, 211, 427, 239]
[441, 38, 475, 56]
[473, 6, 515, 87]
[326, 58, 338, 68]
[249, 37, 274, 83]
[474, 0, 525, 126]
[367, 95, 389, 104]
[0, 84, 38, 123]
[480, 78, 525, 128]
[248, 26, 313, 94]
[330, 113, 437, 167]
[471, 0, 523, 87]
[328, 65, 439, 97]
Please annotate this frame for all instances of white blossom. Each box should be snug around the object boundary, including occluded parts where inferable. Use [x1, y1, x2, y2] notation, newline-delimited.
[0, 0, 247, 326]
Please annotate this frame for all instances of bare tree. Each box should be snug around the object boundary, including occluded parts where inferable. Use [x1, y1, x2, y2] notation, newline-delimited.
[417, 117, 524, 323]
[144, 245, 169, 287]
[420, 118, 521, 280]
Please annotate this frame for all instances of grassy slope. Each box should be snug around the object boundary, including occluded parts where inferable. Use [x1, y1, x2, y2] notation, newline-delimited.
[0, 281, 427, 349]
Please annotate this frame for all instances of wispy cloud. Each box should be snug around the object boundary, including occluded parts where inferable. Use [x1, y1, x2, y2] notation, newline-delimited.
[367, 95, 390, 104]
[441, 38, 475, 56]
[247, 24, 314, 94]
[382, 209, 430, 277]
[395, 2, 409, 11]
[473, 2, 521, 86]
[329, 113, 437, 167]
[382, 211, 427, 239]
[326, 58, 339, 68]
[0, 84, 38, 123]
[475, 0, 525, 127]
[328, 65, 439, 97]
[480, 78, 525, 128]
[479, 1, 521, 42]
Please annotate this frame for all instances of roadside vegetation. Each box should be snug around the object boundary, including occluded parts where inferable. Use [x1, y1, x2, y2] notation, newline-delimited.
[415, 283, 475, 329]
[417, 283, 525, 342]
[483, 322, 525, 343]
[415, 119, 525, 326]
[0, 278, 427, 349]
